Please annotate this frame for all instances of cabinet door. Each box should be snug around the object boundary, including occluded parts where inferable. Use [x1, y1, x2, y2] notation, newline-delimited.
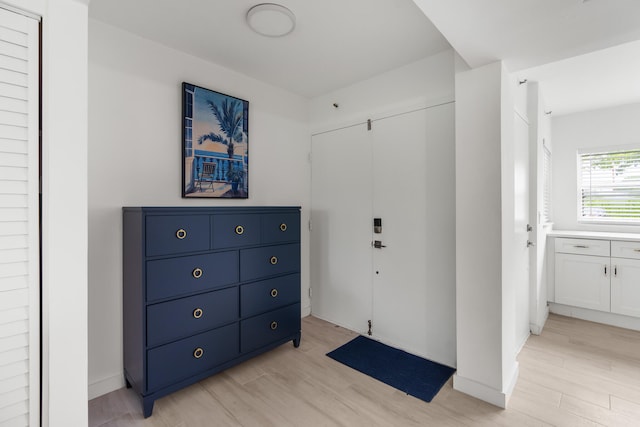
[555, 253, 610, 312]
[611, 257, 640, 317]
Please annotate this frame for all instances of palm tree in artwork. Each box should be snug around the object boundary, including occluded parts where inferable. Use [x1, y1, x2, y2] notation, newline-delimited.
[198, 98, 244, 159]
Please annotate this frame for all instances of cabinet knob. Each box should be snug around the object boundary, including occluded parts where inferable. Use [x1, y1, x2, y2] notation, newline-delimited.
[193, 347, 204, 359]
[270, 288, 278, 298]
[235, 225, 244, 235]
[176, 228, 187, 240]
[270, 256, 278, 265]
[280, 223, 287, 232]
[193, 308, 203, 319]
[270, 321, 278, 330]
[192, 268, 203, 279]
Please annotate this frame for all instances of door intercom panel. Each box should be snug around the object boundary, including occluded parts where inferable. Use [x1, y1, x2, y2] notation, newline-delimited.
[374, 218, 382, 234]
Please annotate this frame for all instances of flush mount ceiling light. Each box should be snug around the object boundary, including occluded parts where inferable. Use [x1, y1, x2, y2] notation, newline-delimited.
[246, 3, 296, 37]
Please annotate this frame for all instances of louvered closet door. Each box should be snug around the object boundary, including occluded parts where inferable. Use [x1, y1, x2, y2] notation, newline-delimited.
[0, 7, 40, 426]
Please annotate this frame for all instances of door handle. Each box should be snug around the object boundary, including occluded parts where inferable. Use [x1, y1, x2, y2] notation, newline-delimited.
[372, 240, 386, 249]
[527, 240, 535, 247]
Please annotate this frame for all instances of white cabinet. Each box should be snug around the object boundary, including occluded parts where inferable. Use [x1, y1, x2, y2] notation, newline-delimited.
[610, 240, 640, 317]
[555, 252, 610, 311]
[554, 238, 611, 312]
[555, 237, 640, 317]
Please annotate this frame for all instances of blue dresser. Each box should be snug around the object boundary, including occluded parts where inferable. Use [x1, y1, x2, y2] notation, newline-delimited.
[122, 206, 301, 417]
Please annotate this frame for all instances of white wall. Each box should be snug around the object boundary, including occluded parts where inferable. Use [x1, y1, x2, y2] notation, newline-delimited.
[88, 20, 311, 399]
[2, 1, 90, 426]
[308, 50, 456, 367]
[310, 50, 455, 131]
[552, 102, 640, 232]
[454, 61, 519, 408]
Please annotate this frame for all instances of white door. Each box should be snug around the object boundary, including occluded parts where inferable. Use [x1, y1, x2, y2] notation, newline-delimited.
[371, 104, 455, 364]
[311, 103, 456, 366]
[514, 112, 531, 349]
[555, 253, 610, 312]
[0, 7, 40, 426]
[610, 257, 640, 317]
[310, 124, 373, 334]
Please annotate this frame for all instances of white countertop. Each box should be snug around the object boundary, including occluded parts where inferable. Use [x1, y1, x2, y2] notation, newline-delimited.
[548, 230, 640, 242]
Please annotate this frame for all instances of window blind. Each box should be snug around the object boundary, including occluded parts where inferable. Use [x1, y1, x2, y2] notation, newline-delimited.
[579, 148, 640, 221]
[0, 7, 40, 426]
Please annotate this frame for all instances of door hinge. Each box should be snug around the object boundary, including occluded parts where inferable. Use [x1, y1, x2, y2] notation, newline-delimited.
[367, 320, 372, 336]
[308, 219, 312, 231]
[367, 119, 372, 131]
[309, 287, 312, 299]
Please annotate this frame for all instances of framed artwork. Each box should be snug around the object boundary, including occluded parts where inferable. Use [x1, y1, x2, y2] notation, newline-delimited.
[182, 82, 249, 198]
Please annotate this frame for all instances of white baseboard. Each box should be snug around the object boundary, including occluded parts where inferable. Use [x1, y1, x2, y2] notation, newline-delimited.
[88, 374, 124, 400]
[549, 303, 640, 331]
[453, 363, 519, 409]
[530, 305, 550, 336]
[301, 304, 311, 317]
[515, 332, 530, 355]
[504, 362, 520, 406]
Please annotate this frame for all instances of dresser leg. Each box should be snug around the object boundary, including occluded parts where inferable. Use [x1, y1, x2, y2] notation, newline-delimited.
[143, 397, 155, 418]
[293, 332, 301, 348]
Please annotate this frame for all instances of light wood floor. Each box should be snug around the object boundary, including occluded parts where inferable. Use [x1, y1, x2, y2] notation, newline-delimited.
[89, 314, 640, 426]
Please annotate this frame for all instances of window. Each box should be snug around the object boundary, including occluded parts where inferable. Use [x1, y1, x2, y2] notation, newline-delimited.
[542, 142, 552, 223]
[579, 148, 640, 222]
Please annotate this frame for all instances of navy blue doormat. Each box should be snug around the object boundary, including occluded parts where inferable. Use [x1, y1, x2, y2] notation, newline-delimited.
[326, 336, 456, 402]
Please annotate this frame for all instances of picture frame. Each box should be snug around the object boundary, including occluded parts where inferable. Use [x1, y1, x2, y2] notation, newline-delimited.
[182, 82, 249, 198]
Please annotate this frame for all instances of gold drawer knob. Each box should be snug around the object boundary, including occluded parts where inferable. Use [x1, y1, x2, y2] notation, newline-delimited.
[270, 321, 278, 330]
[235, 225, 244, 235]
[270, 256, 278, 265]
[270, 288, 278, 298]
[193, 308, 203, 319]
[192, 268, 203, 279]
[193, 347, 204, 359]
[176, 228, 187, 239]
[280, 223, 287, 232]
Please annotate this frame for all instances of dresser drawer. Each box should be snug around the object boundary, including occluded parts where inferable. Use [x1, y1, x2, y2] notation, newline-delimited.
[147, 323, 239, 392]
[261, 213, 300, 244]
[124, 207, 301, 418]
[145, 215, 210, 257]
[240, 243, 300, 282]
[211, 214, 260, 249]
[555, 238, 610, 257]
[146, 252, 238, 301]
[240, 303, 300, 353]
[240, 274, 300, 318]
[611, 240, 640, 260]
[147, 287, 238, 347]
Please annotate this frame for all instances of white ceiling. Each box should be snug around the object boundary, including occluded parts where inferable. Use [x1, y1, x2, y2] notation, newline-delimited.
[413, 0, 640, 72]
[89, 0, 640, 113]
[413, 0, 640, 116]
[88, 0, 451, 98]
[523, 39, 640, 116]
